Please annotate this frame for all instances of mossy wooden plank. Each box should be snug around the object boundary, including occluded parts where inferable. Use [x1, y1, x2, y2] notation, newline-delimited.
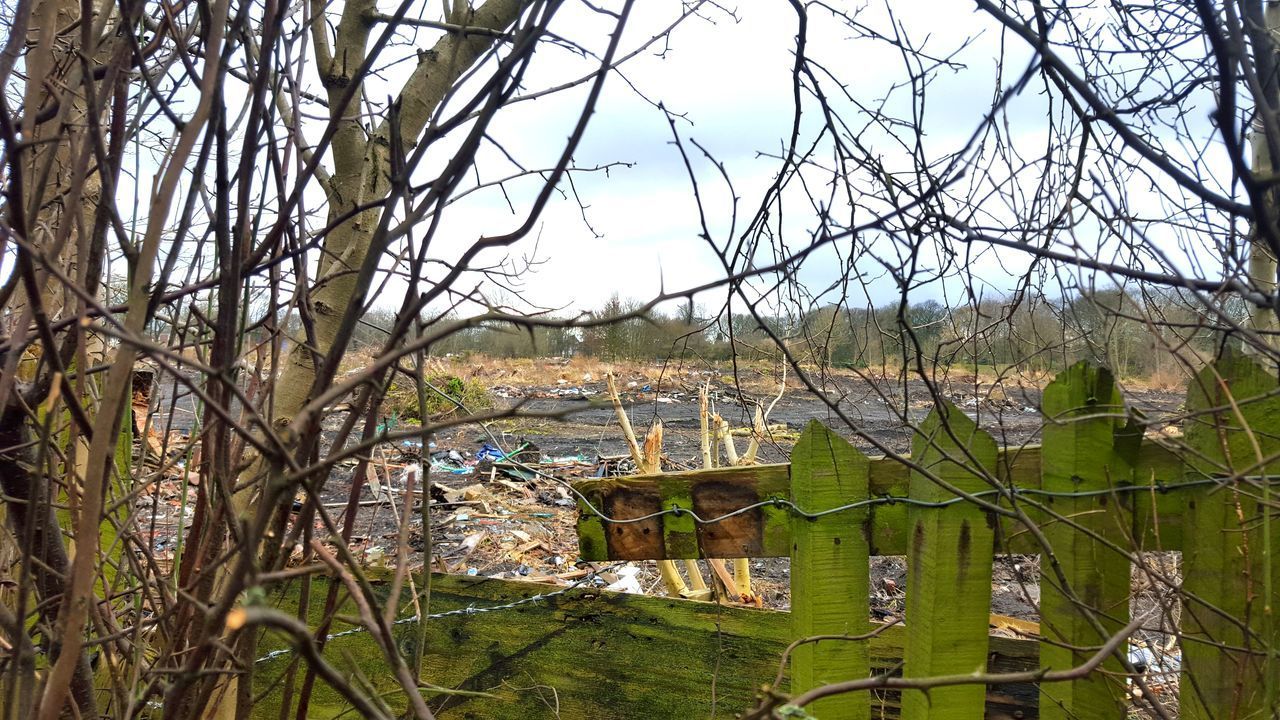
[789, 420, 872, 720]
[661, 485, 699, 559]
[251, 573, 1039, 719]
[574, 495, 610, 562]
[989, 447, 1040, 553]
[1129, 438, 1189, 551]
[902, 402, 997, 720]
[1180, 352, 1280, 720]
[1037, 362, 1132, 719]
[868, 456, 911, 555]
[254, 574, 786, 720]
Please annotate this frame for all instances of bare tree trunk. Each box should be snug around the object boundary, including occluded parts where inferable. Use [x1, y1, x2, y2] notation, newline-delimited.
[174, 5, 530, 719]
[271, 0, 528, 423]
[1249, 2, 1280, 350]
[0, 0, 118, 714]
[1248, 120, 1278, 344]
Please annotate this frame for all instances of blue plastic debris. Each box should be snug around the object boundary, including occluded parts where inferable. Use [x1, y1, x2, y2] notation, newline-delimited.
[475, 443, 505, 462]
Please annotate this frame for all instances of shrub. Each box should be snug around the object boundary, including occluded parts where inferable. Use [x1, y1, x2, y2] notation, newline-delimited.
[382, 373, 492, 421]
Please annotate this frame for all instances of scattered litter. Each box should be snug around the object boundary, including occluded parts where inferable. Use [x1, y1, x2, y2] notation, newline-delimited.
[430, 448, 476, 475]
[459, 532, 484, 553]
[494, 452, 602, 483]
[433, 464, 474, 475]
[492, 385, 524, 398]
[604, 566, 643, 594]
[1128, 642, 1181, 674]
[944, 388, 1038, 414]
[504, 385, 597, 399]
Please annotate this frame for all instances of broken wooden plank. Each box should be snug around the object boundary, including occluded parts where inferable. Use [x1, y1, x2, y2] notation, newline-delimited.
[901, 401, 998, 720]
[575, 463, 790, 561]
[576, 440, 1188, 560]
[789, 420, 872, 720]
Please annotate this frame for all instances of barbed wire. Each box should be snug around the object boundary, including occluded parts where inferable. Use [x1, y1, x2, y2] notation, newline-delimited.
[573, 475, 1270, 526]
[259, 448, 1265, 665]
[254, 564, 620, 664]
[246, 474, 1243, 664]
[441, 421, 1274, 528]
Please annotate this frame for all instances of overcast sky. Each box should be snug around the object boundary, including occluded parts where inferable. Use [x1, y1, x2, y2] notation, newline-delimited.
[381, 0, 1053, 315]
[83, 0, 1233, 318]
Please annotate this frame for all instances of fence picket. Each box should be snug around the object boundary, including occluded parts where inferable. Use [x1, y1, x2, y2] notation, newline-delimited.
[1181, 351, 1280, 720]
[789, 420, 872, 720]
[1038, 361, 1134, 718]
[902, 401, 998, 720]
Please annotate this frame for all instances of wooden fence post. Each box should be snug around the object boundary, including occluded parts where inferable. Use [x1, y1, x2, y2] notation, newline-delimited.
[902, 401, 997, 720]
[1038, 361, 1134, 718]
[789, 420, 872, 720]
[1181, 352, 1280, 720]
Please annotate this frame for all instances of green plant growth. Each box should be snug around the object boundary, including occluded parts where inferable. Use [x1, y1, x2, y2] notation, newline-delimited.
[383, 374, 492, 422]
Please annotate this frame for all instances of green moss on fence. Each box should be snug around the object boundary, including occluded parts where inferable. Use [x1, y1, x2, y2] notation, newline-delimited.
[252, 573, 1040, 719]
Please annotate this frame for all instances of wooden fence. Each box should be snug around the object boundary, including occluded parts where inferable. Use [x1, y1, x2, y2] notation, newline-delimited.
[574, 356, 1280, 719]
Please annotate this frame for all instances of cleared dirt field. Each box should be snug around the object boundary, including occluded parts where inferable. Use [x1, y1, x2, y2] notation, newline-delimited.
[467, 368, 1182, 460]
[144, 362, 1185, 627]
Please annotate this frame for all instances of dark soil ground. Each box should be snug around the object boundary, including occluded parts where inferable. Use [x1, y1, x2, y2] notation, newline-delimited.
[477, 371, 1183, 460]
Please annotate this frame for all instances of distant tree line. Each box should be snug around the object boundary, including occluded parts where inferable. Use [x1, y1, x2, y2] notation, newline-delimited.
[350, 287, 1229, 379]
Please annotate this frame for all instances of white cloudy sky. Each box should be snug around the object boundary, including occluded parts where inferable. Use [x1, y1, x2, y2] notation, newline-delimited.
[370, 0, 1060, 314]
[75, 0, 1233, 318]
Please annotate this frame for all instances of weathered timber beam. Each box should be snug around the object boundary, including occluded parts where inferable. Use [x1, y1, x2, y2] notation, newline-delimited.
[576, 439, 1187, 560]
[253, 573, 1041, 719]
